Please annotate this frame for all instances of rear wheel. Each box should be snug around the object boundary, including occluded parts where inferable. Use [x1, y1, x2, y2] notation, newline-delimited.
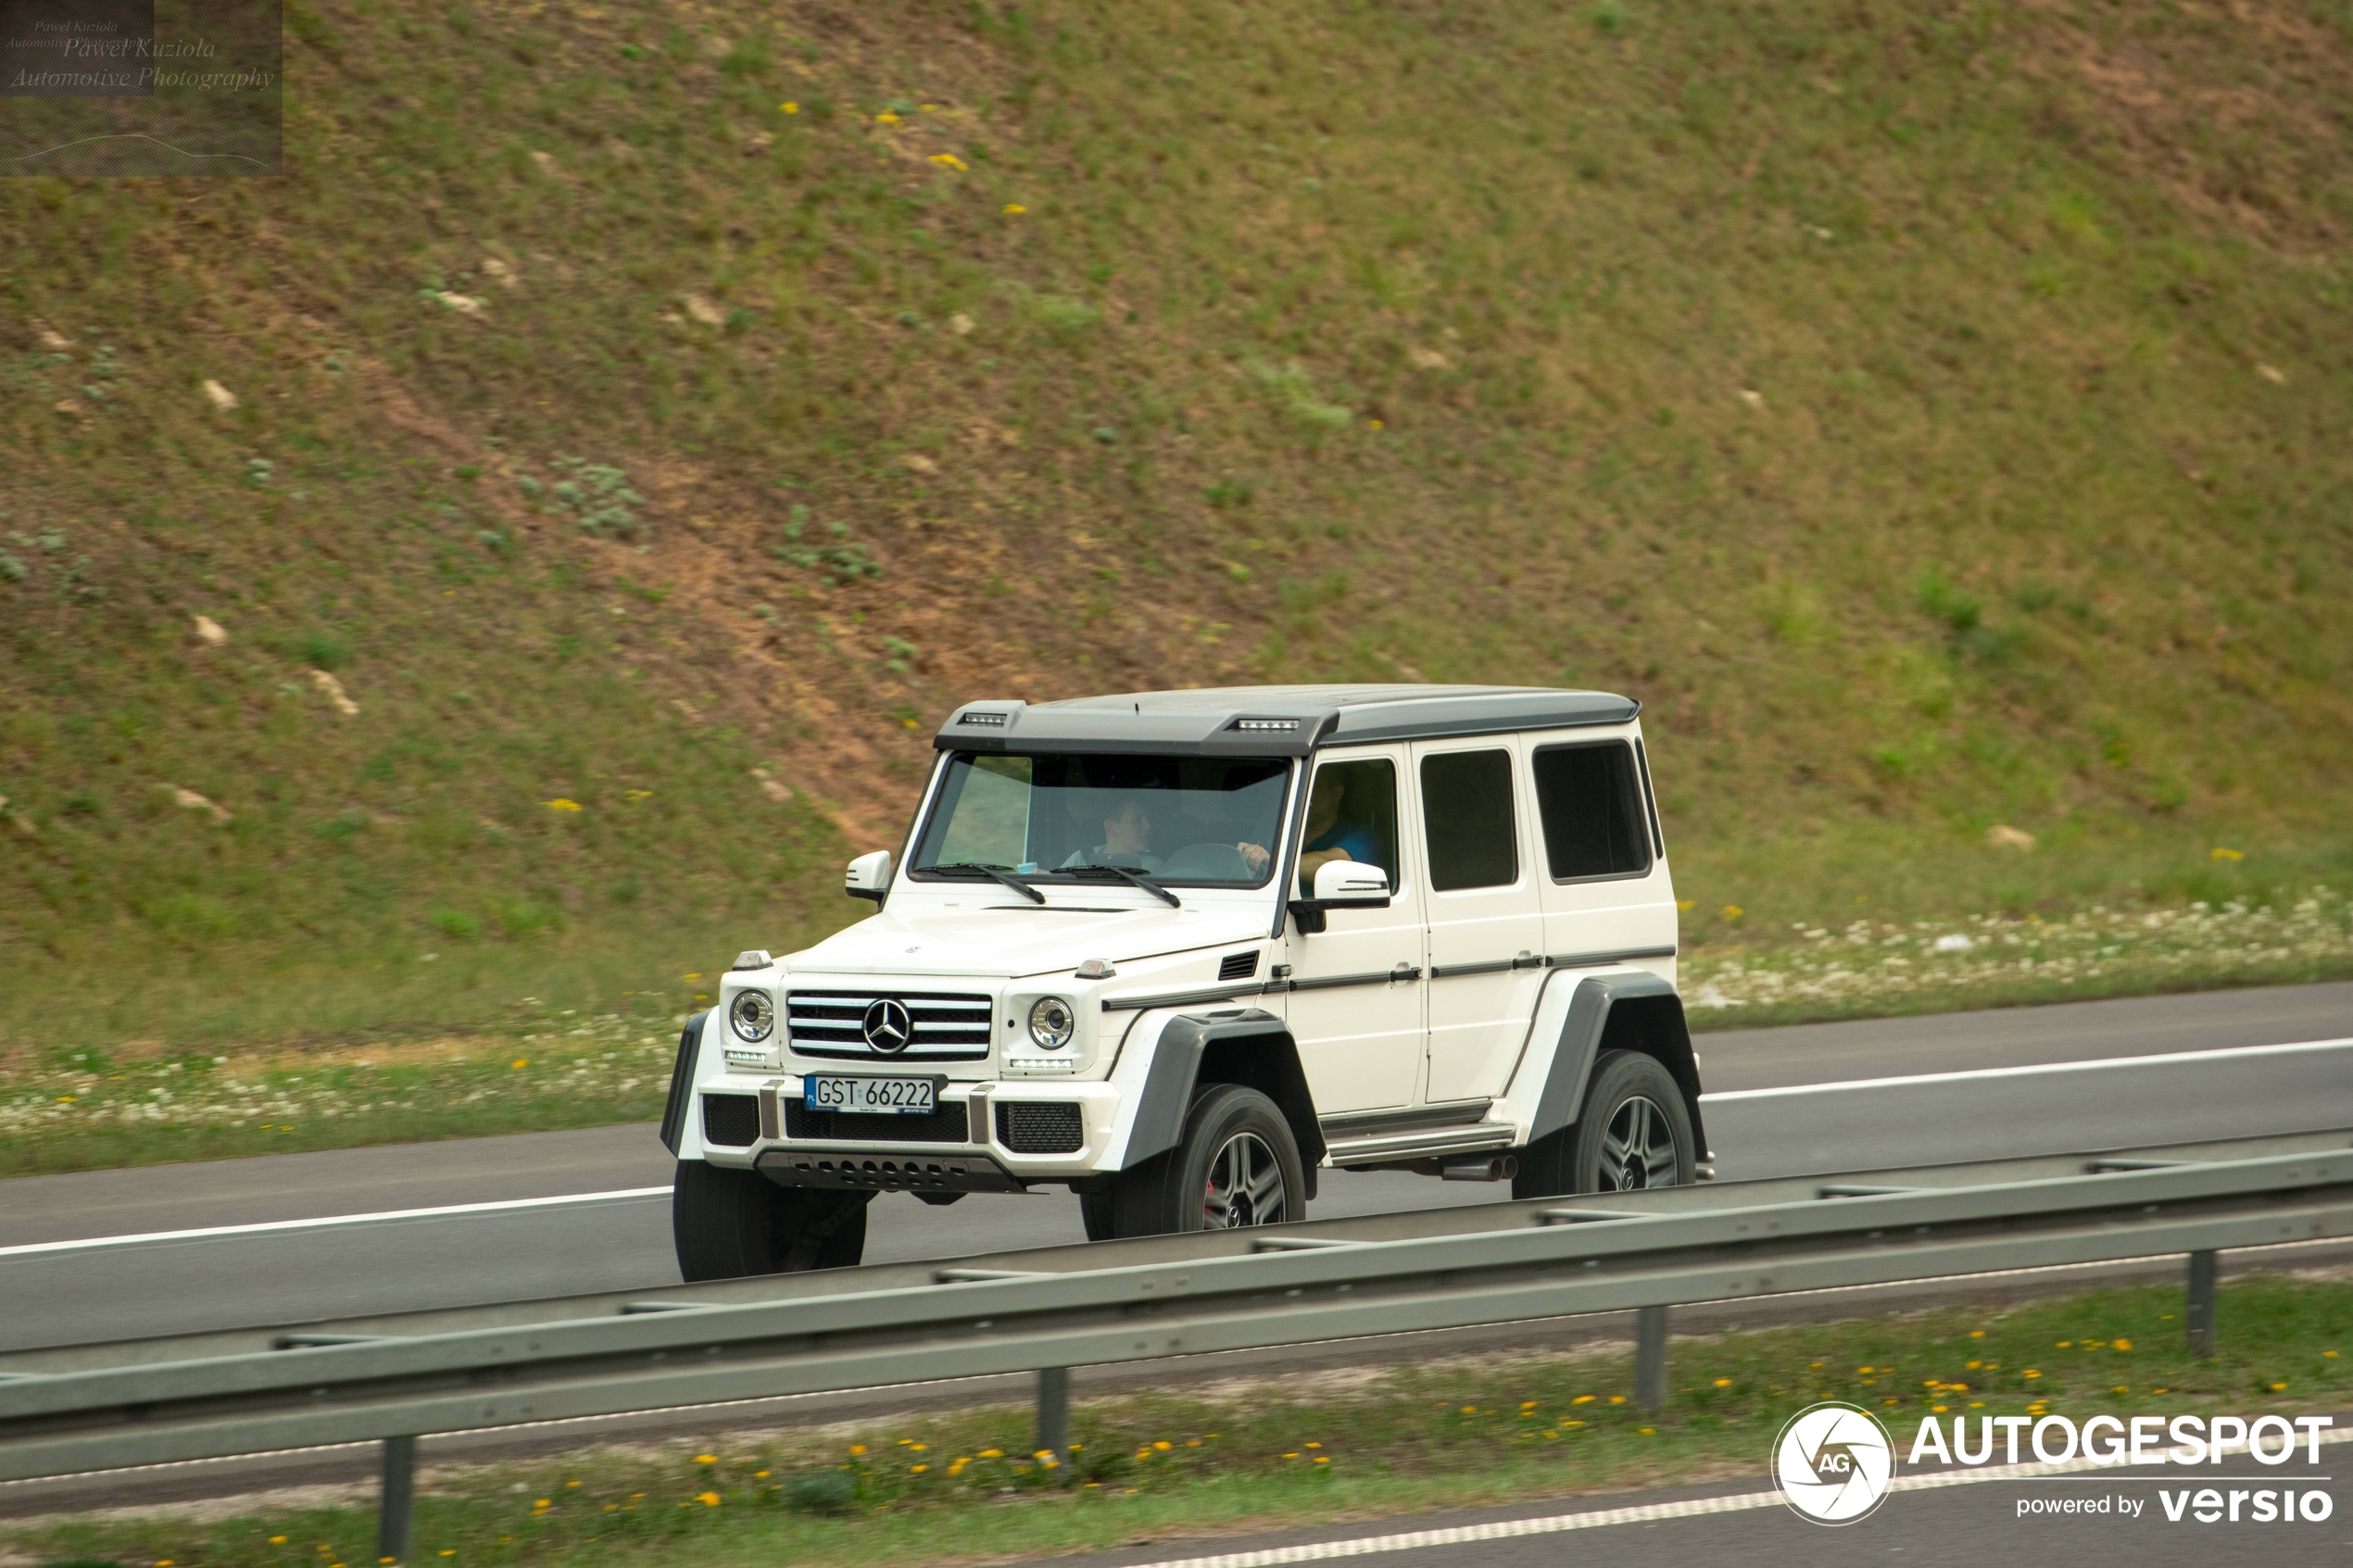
[1511, 1049, 1694, 1201]
[672, 1161, 870, 1280]
[1108, 1084, 1306, 1237]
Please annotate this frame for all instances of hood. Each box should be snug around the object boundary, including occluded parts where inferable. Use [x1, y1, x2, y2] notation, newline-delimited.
[789, 898, 1271, 978]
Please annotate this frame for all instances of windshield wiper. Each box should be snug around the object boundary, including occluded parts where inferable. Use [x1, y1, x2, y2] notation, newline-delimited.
[925, 862, 1047, 905]
[1051, 863, 1182, 908]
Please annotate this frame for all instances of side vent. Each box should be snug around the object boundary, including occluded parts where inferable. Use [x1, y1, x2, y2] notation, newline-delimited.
[1218, 949, 1261, 982]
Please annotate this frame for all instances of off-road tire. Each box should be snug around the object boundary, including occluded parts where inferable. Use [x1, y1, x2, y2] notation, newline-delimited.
[1108, 1083, 1306, 1237]
[1510, 1048, 1694, 1201]
[672, 1160, 870, 1280]
[1078, 1190, 1115, 1242]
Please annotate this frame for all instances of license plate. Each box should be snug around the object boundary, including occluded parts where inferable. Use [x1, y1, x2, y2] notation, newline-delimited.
[803, 1074, 938, 1115]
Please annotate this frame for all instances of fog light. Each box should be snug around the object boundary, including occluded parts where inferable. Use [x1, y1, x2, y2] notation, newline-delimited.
[1026, 996, 1075, 1050]
[729, 989, 775, 1043]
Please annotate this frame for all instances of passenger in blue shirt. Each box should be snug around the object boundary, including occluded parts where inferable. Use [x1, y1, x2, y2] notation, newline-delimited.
[1296, 769, 1382, 894]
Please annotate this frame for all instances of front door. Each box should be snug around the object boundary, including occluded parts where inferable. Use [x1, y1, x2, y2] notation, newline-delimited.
[1279, 749, 1426, 1113]
[1414, 738, 1545, 1104]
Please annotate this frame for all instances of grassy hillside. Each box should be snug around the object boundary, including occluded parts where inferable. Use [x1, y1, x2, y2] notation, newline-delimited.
[5, 0, 2351, 1054]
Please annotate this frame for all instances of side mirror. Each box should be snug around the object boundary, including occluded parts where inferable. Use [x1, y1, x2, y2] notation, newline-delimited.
[1289, 859, 1391, 934]
[1314, 860, 1390, 904]
[845, 849, 892, 904]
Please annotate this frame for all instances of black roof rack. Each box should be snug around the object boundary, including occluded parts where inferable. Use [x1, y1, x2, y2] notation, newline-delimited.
[934, 684, 1638, 756]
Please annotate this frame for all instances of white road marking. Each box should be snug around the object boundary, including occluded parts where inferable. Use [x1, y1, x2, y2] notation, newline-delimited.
[1700, 1035, 2353, 1102]
[0, 1187, 672, 1260]
[1110, 1428, 2353, 1567]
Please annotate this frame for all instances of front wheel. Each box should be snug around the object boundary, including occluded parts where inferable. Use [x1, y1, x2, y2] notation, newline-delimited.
[1511, 1049, 1694, 1201]
[1108, 1084, 1306, 1237]
[672, 1160, 870, 1280]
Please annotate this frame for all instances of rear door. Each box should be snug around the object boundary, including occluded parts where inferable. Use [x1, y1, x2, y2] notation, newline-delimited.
[1412, 738, 1545, 1104]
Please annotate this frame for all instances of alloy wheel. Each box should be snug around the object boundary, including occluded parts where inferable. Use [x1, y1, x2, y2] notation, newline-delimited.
[1202, 1131, 1287, 1227]
[1597, 1095, 1679, 1191]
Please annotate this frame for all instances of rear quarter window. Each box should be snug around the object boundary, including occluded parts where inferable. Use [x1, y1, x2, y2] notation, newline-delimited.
[1530, 741, 1652, 882]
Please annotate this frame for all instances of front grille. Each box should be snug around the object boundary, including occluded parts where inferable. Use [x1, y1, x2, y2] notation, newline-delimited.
[701, 1093, 760, 1148]
[1218, 949, 1261, 982]
[995, 1101, 1084, 1154]
[787, 989, 994, 1060]
[786, 1099, 972, 1144]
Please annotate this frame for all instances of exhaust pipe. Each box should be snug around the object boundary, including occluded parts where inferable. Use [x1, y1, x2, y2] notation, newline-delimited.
[1441, 1155, 1518, 1183]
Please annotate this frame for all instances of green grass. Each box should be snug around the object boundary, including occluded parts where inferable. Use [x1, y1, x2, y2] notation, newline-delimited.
[9, 1276, 2345, 1567]
[0, 1010, 680, 1179]
[4, 0, 2351, 1059]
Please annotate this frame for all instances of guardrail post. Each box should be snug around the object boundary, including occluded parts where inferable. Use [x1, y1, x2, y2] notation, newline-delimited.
[2185, 1250, 2219, 1359]
[1634, 1305, 1668, 1411]
[377, 1435, 416, 1563]
[1035, 1367, 1069, 1469]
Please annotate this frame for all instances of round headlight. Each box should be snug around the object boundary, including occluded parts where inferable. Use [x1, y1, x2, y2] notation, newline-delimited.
[1026, 996, 1076, 1050]
[729, 989, 775, 1043]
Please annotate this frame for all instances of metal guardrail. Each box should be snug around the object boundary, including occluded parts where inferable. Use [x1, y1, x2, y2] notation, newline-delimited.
[3, 1134, 2348, 1560]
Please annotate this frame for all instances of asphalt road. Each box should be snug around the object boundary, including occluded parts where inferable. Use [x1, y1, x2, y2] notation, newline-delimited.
[3, 982, 2347, 1352]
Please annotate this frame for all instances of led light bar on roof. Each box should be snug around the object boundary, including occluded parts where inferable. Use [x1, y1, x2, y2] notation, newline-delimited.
[957, 710, 1009, 726]
[1229, 718, 1300, 732]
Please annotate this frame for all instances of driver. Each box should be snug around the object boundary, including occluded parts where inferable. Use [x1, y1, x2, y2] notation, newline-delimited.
[1063, 796, 1164, 872]
[1065, 793, 1281, 880]
[1295, 768, 1380, 894]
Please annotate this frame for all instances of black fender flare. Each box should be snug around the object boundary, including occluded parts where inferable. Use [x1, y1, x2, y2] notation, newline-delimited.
[1528, 975, 1708, 1159]
[659, 1010, 710, 1156]
[1124, 1009, 1325, 1198]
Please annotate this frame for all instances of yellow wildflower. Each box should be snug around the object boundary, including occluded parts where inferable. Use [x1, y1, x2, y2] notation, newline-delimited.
[545, 797, 583, 811]
[1002, 204, 1027, 214]
[695, 1491, 721, 1507]
[781, 102, 799, 114]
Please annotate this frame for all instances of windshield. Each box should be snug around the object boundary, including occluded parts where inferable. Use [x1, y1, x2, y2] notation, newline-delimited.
[912, 753, 1292, 888]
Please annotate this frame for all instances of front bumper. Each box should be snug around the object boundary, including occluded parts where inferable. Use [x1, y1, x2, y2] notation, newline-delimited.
[698, 1076, 1123, 1188]
[755, 1147, 1024, 1194]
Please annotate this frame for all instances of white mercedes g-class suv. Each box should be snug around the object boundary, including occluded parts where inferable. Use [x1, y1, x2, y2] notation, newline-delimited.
[659, 684, 1710, 1279]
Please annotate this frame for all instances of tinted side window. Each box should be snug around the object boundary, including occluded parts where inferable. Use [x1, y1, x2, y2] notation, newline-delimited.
[1300, 758, 1400, 895]
[1419, 749, 1518, 892]
[1531, 742, 1651, 881]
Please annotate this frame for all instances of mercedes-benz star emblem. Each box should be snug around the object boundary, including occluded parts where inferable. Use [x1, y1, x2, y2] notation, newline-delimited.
[861, 998, 913, 1054]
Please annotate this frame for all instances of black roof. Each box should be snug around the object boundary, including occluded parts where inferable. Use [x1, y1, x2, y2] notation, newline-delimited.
[931, 684, 1640, 757]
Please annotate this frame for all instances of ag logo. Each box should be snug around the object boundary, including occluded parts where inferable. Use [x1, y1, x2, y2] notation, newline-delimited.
[1771, 1401, 1897, 1525]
